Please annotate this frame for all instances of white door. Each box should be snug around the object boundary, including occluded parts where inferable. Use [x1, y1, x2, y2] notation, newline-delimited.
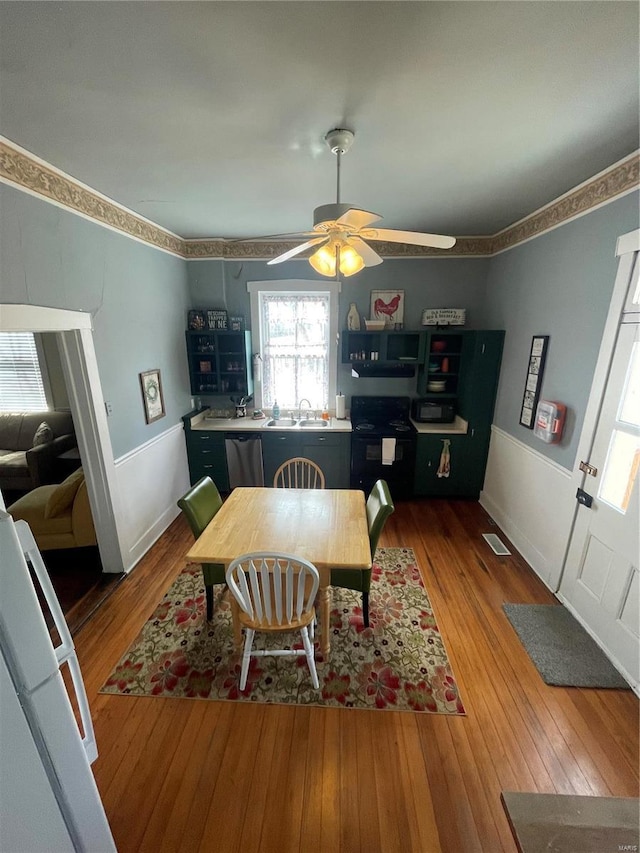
[559, 243, 639, 688]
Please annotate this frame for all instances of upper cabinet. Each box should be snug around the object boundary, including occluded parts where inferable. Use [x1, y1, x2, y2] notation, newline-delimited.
[341, 330, 424, 377]
[185, 330, 253, 397]
[417, 331, 464, 398]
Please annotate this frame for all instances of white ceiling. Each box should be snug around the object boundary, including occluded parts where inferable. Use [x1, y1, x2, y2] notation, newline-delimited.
[1, 2, 638, 241]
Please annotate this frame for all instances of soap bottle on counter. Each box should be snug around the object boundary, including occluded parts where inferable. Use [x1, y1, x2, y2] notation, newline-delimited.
[272, 400, 280, 420]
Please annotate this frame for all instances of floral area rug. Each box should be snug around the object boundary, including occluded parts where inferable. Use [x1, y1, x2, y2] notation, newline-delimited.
[100, 547, 465, 714]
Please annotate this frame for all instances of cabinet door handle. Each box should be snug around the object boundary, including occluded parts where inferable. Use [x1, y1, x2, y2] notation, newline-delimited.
[203, 464, 213, 469]
[199, 435, 211, 440]
[201, 450, 212, 454]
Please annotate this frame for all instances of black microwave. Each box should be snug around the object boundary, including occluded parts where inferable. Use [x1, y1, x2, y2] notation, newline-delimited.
[412, 397, 456, 424]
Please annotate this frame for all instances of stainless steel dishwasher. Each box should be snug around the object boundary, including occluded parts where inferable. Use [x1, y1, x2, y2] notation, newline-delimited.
[224, 433, 264, 487]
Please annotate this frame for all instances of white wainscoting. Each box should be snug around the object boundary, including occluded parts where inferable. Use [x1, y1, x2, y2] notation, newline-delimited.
[480, 426, 574, 590]
[113, 423, 190, 572]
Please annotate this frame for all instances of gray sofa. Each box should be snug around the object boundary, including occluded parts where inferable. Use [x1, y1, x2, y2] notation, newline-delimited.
[0, 411, 76, 492]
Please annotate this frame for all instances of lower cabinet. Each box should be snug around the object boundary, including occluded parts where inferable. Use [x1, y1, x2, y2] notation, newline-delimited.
[184, 430, 229, 491]
[414, 434, 474, 497]
[262, 431, 350, 488]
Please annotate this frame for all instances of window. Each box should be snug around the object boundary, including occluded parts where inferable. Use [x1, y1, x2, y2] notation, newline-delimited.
[248, 280, 341, 411]
[0, 332, 49, 412]
[599, 339, 640, 513]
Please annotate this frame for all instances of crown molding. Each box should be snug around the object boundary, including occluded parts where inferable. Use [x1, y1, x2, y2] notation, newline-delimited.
[0, 138, 184, 257]
[1, 137, 637, 261]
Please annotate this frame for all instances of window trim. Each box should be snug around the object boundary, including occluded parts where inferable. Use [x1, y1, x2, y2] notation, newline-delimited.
[247, 279, 341, 411]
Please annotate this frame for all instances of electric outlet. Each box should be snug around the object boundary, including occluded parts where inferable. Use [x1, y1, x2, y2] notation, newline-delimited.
[105, 401, 113, 416]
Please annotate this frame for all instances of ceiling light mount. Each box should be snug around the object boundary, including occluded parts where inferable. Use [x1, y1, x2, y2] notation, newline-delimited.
[324, 128, 355, 156]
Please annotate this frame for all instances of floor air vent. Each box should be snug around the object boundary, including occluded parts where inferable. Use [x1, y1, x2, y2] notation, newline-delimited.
[482, 533, 511, 556]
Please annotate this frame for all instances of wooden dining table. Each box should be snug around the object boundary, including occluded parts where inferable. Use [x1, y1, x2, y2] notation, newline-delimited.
[184, 486, 371, 658]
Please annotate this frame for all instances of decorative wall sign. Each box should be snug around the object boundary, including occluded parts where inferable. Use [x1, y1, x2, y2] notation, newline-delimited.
[207, 309, 228, 330]
[519, 336, 549, 428]
[140, 369, 166, 424]
[370, 290, 405, 328]
[421, 308, 466, 326]
[229, 315, 245, 331]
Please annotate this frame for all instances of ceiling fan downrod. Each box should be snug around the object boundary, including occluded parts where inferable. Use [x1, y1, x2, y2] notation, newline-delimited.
[325, 128, 354, 207]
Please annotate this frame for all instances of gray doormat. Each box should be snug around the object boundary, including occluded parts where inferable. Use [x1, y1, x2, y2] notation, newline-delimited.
[502, 604, 630, 689]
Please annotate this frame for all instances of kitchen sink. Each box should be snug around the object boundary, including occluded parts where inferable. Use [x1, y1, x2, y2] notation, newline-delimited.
[298, 419, 329, 428]
[265, 418, 298, 427]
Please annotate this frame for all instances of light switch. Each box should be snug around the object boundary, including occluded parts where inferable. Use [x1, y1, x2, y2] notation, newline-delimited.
[105, 401, 113, 416]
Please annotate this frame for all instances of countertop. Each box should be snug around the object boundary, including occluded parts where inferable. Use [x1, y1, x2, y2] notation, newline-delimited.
[186, 409, 468, 435]
[188, 410, 352, 433]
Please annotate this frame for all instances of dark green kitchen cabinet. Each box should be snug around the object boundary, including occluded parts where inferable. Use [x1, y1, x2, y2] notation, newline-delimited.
[414, 330, 504, 498]
[413, 434, 470, 496]
[261, 432, 301, 487]
[261, 430, 350, 488]
[185, 330, 252, 397]
[300, 432, 350, 489]
[182, 418, 229, 491]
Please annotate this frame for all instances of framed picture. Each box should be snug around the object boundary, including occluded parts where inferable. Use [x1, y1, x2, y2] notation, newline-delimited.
[188, 310, 206, 331]
[140, 369, 166, 424]
[370, 290, 405, 328]
[229, 315, 245, 331]
[519, 335, 549, 428]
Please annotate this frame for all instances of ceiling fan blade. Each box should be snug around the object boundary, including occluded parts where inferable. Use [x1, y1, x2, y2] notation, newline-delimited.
[266, 236, 328, 265]
[230, 230, 317, 243]
[361, 228, 456, 250]
[336, 208, 382, 231]
[347, 236, 383, 267]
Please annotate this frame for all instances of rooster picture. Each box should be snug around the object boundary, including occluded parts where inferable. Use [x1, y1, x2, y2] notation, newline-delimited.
[372, 291, 403, 326]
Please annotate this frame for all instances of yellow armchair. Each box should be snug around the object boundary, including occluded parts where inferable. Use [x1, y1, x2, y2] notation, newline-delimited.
[7, 469, 96, 552]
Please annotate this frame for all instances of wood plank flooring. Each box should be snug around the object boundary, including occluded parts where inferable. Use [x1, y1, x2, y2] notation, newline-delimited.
[75, 499, 639, 853]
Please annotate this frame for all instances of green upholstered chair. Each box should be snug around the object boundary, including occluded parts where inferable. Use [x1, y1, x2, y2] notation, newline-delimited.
[177, 476, 226, 621]
[330, 479, 395, 627]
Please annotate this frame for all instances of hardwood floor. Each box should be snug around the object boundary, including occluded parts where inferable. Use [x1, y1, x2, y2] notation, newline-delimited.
[74, 499, 639, 853]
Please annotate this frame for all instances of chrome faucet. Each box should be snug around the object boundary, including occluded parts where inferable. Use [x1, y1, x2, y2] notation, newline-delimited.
[298, 398, 312, 420]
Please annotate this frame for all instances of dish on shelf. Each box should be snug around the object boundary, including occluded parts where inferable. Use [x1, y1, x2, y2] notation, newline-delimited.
[364, 319, 386, 330]
[427, 380, 447, 392]
[431, 340, 447, 352]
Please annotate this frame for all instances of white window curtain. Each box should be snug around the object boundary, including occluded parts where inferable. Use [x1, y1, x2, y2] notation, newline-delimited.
[0, 332, 48, 412]
[260, 293, 329, 410]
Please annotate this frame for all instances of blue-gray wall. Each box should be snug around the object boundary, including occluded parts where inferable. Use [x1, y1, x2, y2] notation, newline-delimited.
[2, 177, 637, 469]
[484, 190, 639, 469]
[187, 255, 492, 401]
[0, 184, 192, 458]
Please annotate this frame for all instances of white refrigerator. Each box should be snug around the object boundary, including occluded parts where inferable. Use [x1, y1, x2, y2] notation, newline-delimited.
[0, 509, 116, 852]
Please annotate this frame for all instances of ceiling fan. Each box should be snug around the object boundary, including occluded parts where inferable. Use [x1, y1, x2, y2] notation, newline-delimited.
[265, 128, 456, 277]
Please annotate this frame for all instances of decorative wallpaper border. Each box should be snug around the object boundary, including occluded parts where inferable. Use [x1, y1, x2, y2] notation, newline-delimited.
[0, 140, 184, 257]
[1, 138, 637, 260]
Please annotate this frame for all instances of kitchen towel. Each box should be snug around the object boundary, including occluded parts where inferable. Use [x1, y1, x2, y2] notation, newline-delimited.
[382, 437, 396, 465]
[336, 393, 346, 420]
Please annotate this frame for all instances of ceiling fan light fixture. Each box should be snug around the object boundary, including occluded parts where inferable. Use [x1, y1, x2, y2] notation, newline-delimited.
[308, 240, 365, 278]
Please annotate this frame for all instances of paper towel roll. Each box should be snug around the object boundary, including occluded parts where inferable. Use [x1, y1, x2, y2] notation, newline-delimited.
[336, 393, 346, 420]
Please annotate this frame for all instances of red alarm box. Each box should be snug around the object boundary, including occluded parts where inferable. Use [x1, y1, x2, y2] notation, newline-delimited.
[534, 400, 566, 444]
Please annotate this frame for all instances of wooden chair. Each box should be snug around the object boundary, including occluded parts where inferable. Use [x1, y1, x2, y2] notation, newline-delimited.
[273, 457, 325, 489]
[226, 552, 320, 690]
[177, 476, 225, 621]
[330, 479, 395, 627]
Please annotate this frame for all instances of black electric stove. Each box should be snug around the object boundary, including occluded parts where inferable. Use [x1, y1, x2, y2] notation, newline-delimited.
[350, 395, 417, 437]
[350, 396, 416, 498]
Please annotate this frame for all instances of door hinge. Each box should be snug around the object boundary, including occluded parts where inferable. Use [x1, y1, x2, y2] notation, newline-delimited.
[576, 487, 593, 508]
[579, 460, 598, 477]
